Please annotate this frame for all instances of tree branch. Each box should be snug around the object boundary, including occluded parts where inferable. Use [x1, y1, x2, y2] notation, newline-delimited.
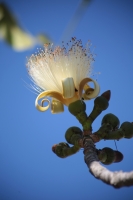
[83, 137, 133, 188]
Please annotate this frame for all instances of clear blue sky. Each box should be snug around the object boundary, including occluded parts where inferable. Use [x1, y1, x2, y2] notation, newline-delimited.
[0, 0, 133, 199]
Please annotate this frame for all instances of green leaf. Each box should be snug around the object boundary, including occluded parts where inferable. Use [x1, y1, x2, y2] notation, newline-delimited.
[0, 3, 51, 51]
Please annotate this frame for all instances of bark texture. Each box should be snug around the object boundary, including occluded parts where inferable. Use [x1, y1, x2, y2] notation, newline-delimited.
[84, 137, 133, 188]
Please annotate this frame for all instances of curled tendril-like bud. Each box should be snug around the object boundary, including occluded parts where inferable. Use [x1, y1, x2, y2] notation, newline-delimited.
[35, 77, 100, 114]
[79, 78, 100, 100]
[101, 113, 120, 130]
[51, 99, 64, 113]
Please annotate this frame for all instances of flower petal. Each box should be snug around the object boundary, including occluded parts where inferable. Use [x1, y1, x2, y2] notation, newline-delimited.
[35, 90, 65, 112]
[51, 99, 64, 114]
[62, 77, 75, 99]
[79, 78, 100, 100]
[35, 90, 80, 112]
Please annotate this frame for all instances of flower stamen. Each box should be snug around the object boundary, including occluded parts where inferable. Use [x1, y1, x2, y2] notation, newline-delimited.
[26, 38, 100, 113]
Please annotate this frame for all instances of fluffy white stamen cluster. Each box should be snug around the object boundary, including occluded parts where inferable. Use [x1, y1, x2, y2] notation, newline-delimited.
[26, 38, 94, 94]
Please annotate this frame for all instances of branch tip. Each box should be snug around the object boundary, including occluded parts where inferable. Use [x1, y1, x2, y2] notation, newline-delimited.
[101, 90, 111, 101]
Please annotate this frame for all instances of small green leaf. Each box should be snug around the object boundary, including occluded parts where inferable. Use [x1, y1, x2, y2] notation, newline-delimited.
[0, 3, 35, 50]
[0, 3, 51, 51]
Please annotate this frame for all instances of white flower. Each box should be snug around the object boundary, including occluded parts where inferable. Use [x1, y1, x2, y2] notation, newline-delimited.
[26, 37, 100, 113]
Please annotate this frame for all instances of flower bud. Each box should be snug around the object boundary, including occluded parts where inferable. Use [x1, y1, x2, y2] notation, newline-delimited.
[120, 122, 133, 138]
[65, 126, 82, 145]
[101, 113, 120, 130]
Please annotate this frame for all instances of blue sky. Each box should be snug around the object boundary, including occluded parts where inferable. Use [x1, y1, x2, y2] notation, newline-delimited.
[0, 0, 133, 199]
